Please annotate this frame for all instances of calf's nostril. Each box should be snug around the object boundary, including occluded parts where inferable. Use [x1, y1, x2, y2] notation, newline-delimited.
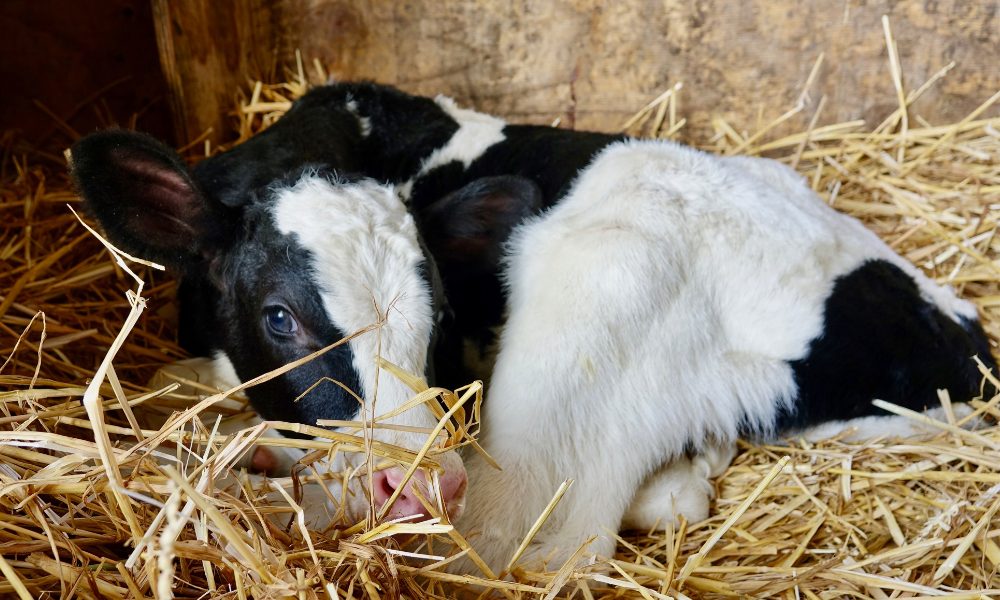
[372, 470, 398, 504]
[372, 467, 467, 518]
[250, 446, 279, 476]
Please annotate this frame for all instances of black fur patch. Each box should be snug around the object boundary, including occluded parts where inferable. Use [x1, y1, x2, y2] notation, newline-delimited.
[324, 83, 461, 182]
[779, 259, 997, 430]
[191, 82, 460, 207]
[408, 125, 624, 382]
[191, 95, 365, 209]
[175, 273, 220, 357]
[213, 201, 364, 432]
[408, 124, 623, 214]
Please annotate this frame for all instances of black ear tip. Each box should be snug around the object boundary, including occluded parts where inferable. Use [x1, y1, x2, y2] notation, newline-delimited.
[71, 129, 145, 159]
[71, 129, 182, 172]
[505, 175, 543, 200]
[70, 129, 193, 201]
[72, 130, 134, 181]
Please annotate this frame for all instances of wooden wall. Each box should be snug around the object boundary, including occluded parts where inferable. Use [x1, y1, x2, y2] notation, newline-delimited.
[158, 1, 1000, 145]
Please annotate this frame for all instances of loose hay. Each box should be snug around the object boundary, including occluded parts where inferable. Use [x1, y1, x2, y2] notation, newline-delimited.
[2, 33, 1000, 599]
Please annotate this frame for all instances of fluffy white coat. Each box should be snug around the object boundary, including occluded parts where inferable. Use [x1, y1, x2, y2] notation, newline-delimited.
[456, 140, 977, 571]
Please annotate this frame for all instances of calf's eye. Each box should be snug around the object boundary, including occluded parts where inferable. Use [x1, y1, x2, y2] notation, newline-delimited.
[264, 305, 299, 336]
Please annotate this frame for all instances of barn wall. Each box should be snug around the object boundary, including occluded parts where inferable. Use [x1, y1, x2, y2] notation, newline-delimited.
[158, 0, 1000, 144]
[151, 0, 280, 146]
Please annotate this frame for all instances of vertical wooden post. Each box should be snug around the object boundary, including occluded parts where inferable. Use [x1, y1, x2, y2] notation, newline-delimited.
[151, 0, 284, 146]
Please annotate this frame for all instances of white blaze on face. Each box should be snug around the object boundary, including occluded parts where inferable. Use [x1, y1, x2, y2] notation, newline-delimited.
[270, 176, 435, 435]
[271, 176, 467, 522]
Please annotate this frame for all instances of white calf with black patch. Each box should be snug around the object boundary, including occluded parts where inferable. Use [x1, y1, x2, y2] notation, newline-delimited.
[455, 140, 991, 571]
[70, 86, 993, 576]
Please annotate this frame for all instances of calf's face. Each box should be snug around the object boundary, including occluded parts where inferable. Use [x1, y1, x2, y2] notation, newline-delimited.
[70, 130, 465, 522]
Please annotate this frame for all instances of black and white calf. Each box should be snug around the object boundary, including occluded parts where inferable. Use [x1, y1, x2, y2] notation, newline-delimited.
[70, 83, 995, 573]
[69, 131, 468, 523]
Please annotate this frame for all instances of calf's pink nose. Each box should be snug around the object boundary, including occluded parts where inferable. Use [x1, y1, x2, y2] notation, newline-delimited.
[250, 446, 280, 477]
[372, 466, 467, 520]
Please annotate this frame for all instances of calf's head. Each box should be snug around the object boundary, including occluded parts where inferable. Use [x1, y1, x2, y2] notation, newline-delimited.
[69, 130, 465, 521]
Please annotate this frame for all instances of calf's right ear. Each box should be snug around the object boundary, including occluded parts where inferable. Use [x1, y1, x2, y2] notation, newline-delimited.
[69, 130, 231, 270]
[418, 175, 543, 273]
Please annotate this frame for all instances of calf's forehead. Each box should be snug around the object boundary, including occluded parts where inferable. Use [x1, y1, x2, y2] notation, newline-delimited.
[268, 176, 428, 315]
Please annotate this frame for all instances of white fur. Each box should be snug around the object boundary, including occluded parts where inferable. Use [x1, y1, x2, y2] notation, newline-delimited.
[456, 140, 978, 572]
[427, 95, 507, 171]
[206, 352, 241, 389]
[155, 353, 242, 391]
[344, 99, 373, 137]
[146, 354, 239, 396]
[795, 404, 979, 443]
[725, 156, 977, 323]
[271, 176, 465, 520]
[621, 443, 736, 531]
[273, 177, 434, 430]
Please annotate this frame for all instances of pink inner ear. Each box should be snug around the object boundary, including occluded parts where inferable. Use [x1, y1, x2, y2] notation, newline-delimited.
[121, 156, 201, 220]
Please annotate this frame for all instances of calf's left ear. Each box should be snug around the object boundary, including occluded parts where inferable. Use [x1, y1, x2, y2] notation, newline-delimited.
[418, 175, 542, 272]
[69, 129, 234, 270]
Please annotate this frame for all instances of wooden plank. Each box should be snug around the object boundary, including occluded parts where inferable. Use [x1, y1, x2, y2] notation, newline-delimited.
[151, 0, 281, 145]
[155, 0, 1000, 141]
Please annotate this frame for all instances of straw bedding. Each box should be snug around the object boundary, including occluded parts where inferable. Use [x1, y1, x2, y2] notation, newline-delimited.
[2, 33, 1000, 599]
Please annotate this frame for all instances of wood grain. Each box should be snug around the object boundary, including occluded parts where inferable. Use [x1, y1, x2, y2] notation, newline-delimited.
[152, 0, 280, 145]
[156, 0, 1000, 144]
